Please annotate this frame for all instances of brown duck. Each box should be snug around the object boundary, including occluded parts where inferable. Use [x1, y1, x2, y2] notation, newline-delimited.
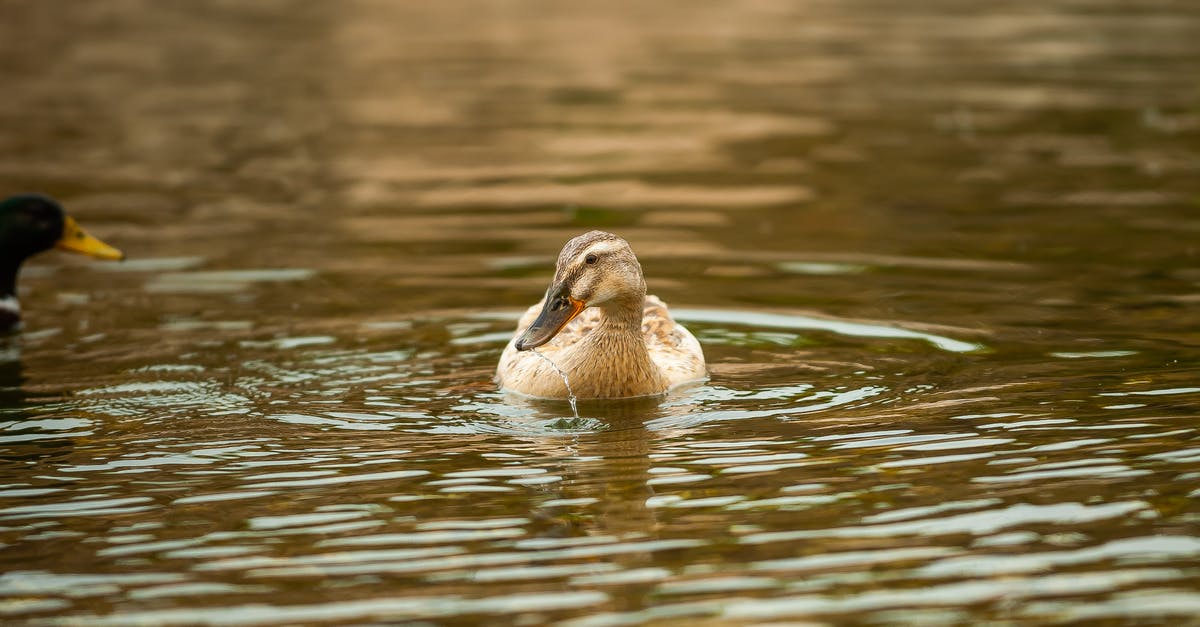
[496, 231, 706, 399]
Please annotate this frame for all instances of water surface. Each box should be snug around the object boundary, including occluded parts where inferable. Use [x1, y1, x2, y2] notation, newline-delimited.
[1, 0, 1199, 624]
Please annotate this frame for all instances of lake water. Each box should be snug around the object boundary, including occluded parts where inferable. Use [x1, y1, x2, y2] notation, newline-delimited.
[2, 0, 1199, 624]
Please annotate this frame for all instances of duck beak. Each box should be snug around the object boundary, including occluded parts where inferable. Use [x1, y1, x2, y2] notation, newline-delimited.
[515, 286, 585, 351]
[55, 216, 125, 261]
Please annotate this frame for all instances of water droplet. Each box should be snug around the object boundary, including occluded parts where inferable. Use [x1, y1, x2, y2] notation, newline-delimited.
[531, 349, 578, 418]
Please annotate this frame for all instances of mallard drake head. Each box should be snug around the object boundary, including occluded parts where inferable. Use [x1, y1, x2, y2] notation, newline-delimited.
[514, 230, 646, 351]
[1, 194, 124, 329]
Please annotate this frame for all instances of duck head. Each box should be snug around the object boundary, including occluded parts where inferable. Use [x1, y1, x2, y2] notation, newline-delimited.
[514, 230, 646, 351]
[1, 194, 124, 302]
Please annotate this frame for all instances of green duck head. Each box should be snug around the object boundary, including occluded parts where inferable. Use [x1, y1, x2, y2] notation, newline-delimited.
[1, 194, 124, 330]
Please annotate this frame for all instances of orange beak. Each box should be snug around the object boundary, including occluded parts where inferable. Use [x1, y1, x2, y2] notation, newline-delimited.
[515, 288, 586, 351]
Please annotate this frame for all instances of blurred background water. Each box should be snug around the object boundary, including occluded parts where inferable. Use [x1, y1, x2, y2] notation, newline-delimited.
[1, 0, 1199, 624]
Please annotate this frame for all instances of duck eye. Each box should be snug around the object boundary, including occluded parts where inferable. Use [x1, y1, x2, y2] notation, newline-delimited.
[585, 254, 598, 265]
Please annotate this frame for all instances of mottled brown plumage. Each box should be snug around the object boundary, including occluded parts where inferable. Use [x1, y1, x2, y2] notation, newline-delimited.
[496, 231, 706, 398]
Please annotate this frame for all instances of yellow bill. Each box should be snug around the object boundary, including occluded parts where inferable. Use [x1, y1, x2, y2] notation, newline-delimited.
[55, 216, 124, 261]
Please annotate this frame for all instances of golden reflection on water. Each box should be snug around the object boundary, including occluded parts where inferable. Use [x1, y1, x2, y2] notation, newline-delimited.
[1, 0, 1199, 624]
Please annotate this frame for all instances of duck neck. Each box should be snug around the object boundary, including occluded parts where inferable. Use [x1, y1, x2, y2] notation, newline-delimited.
[0, 259, 20, 330]
[0, 257, 19, 299]
[596, 294, 645, 337]
[562, 294, 666, 397]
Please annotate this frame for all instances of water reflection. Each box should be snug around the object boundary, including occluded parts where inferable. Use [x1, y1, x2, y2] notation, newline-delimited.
[2, 290, 1195, 625]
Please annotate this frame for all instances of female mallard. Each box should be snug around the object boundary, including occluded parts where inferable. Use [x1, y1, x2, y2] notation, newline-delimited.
[1, 194, 124, 332]
[496, 231, 706, 399]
